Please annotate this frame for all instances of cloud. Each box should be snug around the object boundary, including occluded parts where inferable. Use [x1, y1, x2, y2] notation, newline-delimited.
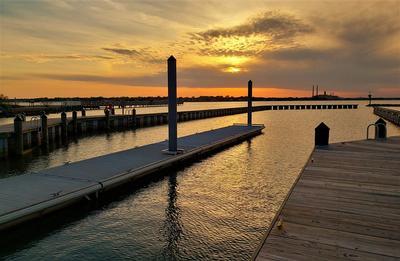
[5, 54, 114, 63]
[33, 73, 165, 86]
[192, 11, 312, 42]
[190, 11, 313, 57]
[102, 47, 164, 64]
[102, 48, 141, 56]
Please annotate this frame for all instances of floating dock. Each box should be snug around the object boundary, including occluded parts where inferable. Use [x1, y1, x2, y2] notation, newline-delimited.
[253, 136, 400, 260]
[0, 124, 264, 231]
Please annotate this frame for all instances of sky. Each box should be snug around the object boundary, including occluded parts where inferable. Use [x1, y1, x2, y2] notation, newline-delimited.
[0, 0, 399, 98]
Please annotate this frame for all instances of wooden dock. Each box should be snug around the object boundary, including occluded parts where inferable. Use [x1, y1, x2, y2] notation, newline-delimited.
[254, 136, 400, 260]
[0, 104, 358, 158]
[0, 124, 264, 231]
[374, 107, 400, 127]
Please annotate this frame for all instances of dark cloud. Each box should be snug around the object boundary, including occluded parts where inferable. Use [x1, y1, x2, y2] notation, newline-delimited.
[43, 54, 113, 60]
[102, 47, 164, 64]
[33, 73, 165, 86]
[102, 48, 141, 56]
[191, 11, 313, 42]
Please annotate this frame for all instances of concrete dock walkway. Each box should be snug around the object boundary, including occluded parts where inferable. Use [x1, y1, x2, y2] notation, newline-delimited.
[0, 124, 264, 231]
[254, 136, 400, 260]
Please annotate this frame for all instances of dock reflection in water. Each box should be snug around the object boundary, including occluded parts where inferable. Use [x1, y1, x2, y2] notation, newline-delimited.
[162, 173, 183, 259]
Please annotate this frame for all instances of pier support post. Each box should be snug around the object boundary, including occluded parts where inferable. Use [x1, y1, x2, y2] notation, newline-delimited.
[167, 56, 177, 152]
[72, 111, 78, 135]
[41, 112, 48, 147]
[375, 118, 387, 139]
[105, 109, 110, 131]
[61, 112, 67, 141]
[14, 115, 24, 155]
[131, 109, 136, 127]
[81, 109, 86, 117]
[315, 122, 329, 146]
[248, 80, 252, 126]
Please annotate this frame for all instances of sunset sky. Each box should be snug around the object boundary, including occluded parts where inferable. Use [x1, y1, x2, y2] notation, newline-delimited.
[0, 0, 399, 98]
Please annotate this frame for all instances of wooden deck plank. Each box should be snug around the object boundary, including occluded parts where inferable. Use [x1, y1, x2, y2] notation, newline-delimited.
[254, 137, 400, 260]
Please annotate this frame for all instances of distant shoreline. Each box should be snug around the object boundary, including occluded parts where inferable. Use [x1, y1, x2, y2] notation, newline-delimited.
[2, 96, 400, 103]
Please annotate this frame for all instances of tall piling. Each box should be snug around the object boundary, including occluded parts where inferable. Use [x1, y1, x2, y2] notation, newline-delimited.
[248, 80, 253, 126]
[168, 55, 177, 152]
[14, 115, 24, 155]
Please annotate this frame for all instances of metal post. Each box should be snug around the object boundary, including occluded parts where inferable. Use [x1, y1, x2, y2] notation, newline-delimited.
[41, 112, 48, 147]
[168, 56, 177, 152]
[248, 80, 253, 125]
[14, 114, 24, 155]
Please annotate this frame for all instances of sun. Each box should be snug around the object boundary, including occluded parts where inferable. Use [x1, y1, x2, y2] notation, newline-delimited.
[223, 66, 241, 73]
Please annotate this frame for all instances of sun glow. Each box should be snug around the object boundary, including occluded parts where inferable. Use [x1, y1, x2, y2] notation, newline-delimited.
[223, 66, 241, 73]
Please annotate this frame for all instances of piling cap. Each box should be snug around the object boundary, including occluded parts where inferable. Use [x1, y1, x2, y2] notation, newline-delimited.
[315, 122, 330, 130]
[168, 55, 176, 61]
[375, 118, 386, 125]
[248, 80, 252, 84]
[41, 111, 47, 118]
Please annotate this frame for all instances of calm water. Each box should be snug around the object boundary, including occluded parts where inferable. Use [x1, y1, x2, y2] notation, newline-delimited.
[1, 101, 399, 260]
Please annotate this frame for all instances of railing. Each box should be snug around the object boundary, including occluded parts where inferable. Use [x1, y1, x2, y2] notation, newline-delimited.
[374, 107, 400, 126]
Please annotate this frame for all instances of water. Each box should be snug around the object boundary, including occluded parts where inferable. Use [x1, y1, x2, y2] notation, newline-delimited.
[1, 101, 399, 260]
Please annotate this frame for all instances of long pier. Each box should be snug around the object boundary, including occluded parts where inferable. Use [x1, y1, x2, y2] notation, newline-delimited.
[0, 124, 264, 231]
[253, 136, 400, 260]
[0, 104, 358, 158]
[374, 107, 400, 126]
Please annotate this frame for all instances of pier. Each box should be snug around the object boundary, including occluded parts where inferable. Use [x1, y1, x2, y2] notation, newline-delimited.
[0, 104, 358, 158]
[374, 107, 400, 127]
[253, 135, 400, 260]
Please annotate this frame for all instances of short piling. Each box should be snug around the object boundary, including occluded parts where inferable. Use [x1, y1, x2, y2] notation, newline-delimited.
[40, 112, 48, 147]
[315, 122, 330, 146]
[375, 118, 387, 139]
[14, 115, 24, 155]
[61, 112, 67, 141]
[105, 109, 110, 131]
[72, 111, 78, 135]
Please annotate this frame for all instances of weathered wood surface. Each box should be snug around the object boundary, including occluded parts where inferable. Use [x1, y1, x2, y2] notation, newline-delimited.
[254, 136, 400, 260]
[0, 124, 264, 230]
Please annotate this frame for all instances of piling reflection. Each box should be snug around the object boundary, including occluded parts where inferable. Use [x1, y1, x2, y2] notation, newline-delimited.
[162, 173, 183, 259]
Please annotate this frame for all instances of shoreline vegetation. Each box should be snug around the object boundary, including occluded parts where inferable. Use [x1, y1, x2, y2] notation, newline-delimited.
[2, 95, 400, 103]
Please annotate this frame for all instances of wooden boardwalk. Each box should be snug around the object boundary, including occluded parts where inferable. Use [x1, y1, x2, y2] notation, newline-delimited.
[254, 136, 400, 260]
[0, 124, 264, 230]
